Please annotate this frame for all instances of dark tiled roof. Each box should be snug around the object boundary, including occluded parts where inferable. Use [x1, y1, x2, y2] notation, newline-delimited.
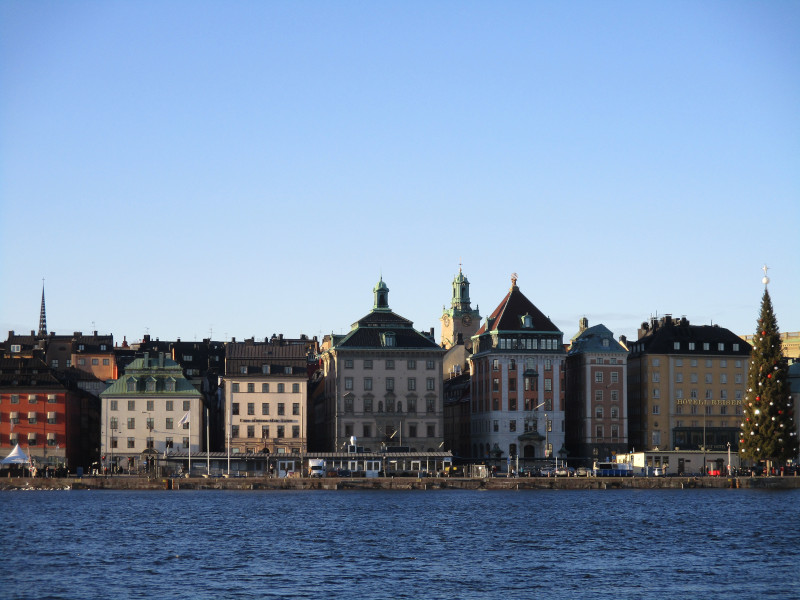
[331, 309, 439, 351]
[0, 357, 62, 388]
[476, 285, 560, 335]
[629, 319, 752, 357]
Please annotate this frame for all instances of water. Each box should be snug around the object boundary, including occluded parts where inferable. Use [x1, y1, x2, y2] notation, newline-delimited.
[2, 488, 799, 599]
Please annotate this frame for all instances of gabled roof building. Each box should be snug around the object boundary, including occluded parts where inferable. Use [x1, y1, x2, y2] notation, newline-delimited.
[469, 275, 566, 467]
[314, 278, 446, 452]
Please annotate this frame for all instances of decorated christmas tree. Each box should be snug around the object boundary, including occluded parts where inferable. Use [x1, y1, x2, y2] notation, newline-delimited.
[739, 268, 798, 472]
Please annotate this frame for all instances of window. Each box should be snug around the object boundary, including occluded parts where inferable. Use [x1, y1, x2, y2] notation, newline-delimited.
[165, 437, 173, 449]
[110, 400, 118, 411]
[610, 406, 619, 419]
[492, 378, 500, 392]
[364, 360, 373, 369]
[127, 437, 135, 449]
[426, 397, 435, 413]
[127, 418, 135, 429]
[427, 424, 436, 438]
[277, 426, 285, 438]
[676, 373, 683, 383]
[278, 403, 285, 415]
[426, 360, 435, 370]
[240, 366, 248, 374]
[247, 383, 255, 393]
[47, 394, 57, 404]
[277, 383, 285, 393]
[10, 395, 19, 404]
[92, 358, 99, 366]
[262, 403, 269, 415]
[509, 420, 517, 432]
[611, 390, 619, 402]
[232, 403, 239, 416]
[705, 374, 712, 384]
[262, 383, 269, 392]
[232, 383, 240, 393]
[345, 377, 354, 390]
[247, 425, 255, 438]
[28, 412, 37, 424]
[292, 403, 300, 416]
[426, 378, 435, 391]
[595, 372, 603, 383]
[653, 388, 660, 399]
[595, 425, 603, 439]
[545, 359, 552, 371]
[652, 405, 660, 415]
[406, 424, 415, 438]
[720, 374, 727, 384]
[652, 373, 660, 383]
[364, 378, 373, 391]
[594, 390, 603, 402]
[509, 397, 517, 411]
[78, 358, 86, 366]
[611, 425, 619, 439]
[262, 426, 270, 438]
[145, 400, 154, 412]
[718, 343, 724, 351]
[345, 359, 354, 369]
[292, 426, 300, 439]
[166, 418, 174, 430]
[674, 342, 680, 350]
[703, 343, 710, 351]
[544, 379, 552, 392]
[183, 437, 189, 449]
[595, 406, 604, 419]
[408, 378, 416, 391]
[652, 359, 660, 367]
[247, 403, 255, 415]
[408, 360, 416, 369]
[733, 343, 739, 352]
[183, 401, 190, 411]
[386, 360, 395, 370]
[509, 359, 516, 371]
[128, 400, 136, 411]
[492, 359, 499, 371]
[103, 358, 110, 366]
[292, 383, 300, 393]
[51, 360, 59, 368]
[407, 397, 416, 413]
[231, 425, 239, 438]
[611, 372, 619, 383]
[386, 378, 395, 391]
[364, 397, 373, 413]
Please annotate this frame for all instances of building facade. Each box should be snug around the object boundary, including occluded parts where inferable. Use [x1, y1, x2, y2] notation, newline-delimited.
[469, 276, 566, 466]
[440, 268, 481, 353]
[223, 336, 317, 456]
[100, 353, 203, 473]
[565, 318, 628, 464]
[315, 278, 446, 452]
[627, 315, 750, 453]
[0, 357, 99, 472]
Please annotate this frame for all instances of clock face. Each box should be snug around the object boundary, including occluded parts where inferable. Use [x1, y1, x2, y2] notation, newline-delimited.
[462, 315, 472, 326]
[443, 315, 451, 326]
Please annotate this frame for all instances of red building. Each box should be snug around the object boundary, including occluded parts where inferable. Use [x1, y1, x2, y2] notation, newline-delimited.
[0, 357, 99, 472]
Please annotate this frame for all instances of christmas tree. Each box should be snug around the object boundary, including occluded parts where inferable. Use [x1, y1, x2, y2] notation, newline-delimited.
[740, 270, 798, 471]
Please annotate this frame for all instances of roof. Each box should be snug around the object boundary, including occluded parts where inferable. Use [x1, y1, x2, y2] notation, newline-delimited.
[476, 282, 561, 335]
[629, 316, 752, 357]
[101, 353, 201, 397]
[568, 324, 627, 355]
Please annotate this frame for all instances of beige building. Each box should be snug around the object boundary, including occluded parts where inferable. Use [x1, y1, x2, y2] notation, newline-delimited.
[223, 336, 317, 456]
[315, 278, 446, 452]
[628, 316, 750, 454]
[742, 331, 800, 360]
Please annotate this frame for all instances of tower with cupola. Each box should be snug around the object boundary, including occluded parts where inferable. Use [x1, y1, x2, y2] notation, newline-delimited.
[440, 267, 481, 351]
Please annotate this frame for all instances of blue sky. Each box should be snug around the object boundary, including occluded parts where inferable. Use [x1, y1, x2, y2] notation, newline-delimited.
[1, 2, 798, 347]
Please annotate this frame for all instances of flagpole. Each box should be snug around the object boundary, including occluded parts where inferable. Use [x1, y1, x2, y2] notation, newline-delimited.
[188, 410, 192, 475]
[206, 406, 210, 476]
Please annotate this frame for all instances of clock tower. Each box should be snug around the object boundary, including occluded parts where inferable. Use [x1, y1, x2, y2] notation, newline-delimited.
[441, 267, 481, 350]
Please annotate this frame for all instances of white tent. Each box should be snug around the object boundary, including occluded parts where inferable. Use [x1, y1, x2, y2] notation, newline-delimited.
[1, 444, 30, 464]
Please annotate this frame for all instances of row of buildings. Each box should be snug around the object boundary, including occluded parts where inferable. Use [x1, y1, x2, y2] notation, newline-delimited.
[1, 275, 798, 474]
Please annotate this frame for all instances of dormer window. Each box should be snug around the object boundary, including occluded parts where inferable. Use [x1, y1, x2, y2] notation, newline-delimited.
[521, 314, 533, 328]
[100, 344, 107, 351]
[10, 345, 21, 353]
[165, 378, 176, 392]
[382, 332, 396, 347]
[603, 339, 610, 348]
[126, 377, 138, 392]
[146, 377, 157, 392]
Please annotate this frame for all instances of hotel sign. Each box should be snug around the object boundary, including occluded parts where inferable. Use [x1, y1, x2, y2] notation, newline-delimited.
[676, 399, 739, 406]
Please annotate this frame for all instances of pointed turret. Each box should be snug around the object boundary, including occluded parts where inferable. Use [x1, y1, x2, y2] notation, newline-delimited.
[38, 283, 47, 337]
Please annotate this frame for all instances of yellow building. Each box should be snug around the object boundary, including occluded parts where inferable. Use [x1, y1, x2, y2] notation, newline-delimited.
[628, 316, 751, 453]
[742, 331, 800, 360]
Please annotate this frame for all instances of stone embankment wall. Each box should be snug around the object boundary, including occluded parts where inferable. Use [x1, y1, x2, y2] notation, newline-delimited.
[3, 475, 800, 491]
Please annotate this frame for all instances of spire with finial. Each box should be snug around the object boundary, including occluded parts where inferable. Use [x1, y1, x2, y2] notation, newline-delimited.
[761, 264, 770, 287]
[511, 272, 518, 290]
[38, 280, 48, 337]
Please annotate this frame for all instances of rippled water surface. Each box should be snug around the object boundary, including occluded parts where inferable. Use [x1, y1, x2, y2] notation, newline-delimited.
[2, 488, 799, 599]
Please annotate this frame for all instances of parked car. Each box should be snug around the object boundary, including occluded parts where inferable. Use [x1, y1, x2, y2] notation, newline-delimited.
[555, 466, 575, 477]
[575, 467, 590, 477]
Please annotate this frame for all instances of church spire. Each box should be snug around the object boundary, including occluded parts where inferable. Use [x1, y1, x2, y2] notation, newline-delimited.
[38, 281, 48, 337]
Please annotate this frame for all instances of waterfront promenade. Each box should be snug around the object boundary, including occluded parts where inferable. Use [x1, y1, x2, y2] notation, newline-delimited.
[3, 474, 799, 491]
